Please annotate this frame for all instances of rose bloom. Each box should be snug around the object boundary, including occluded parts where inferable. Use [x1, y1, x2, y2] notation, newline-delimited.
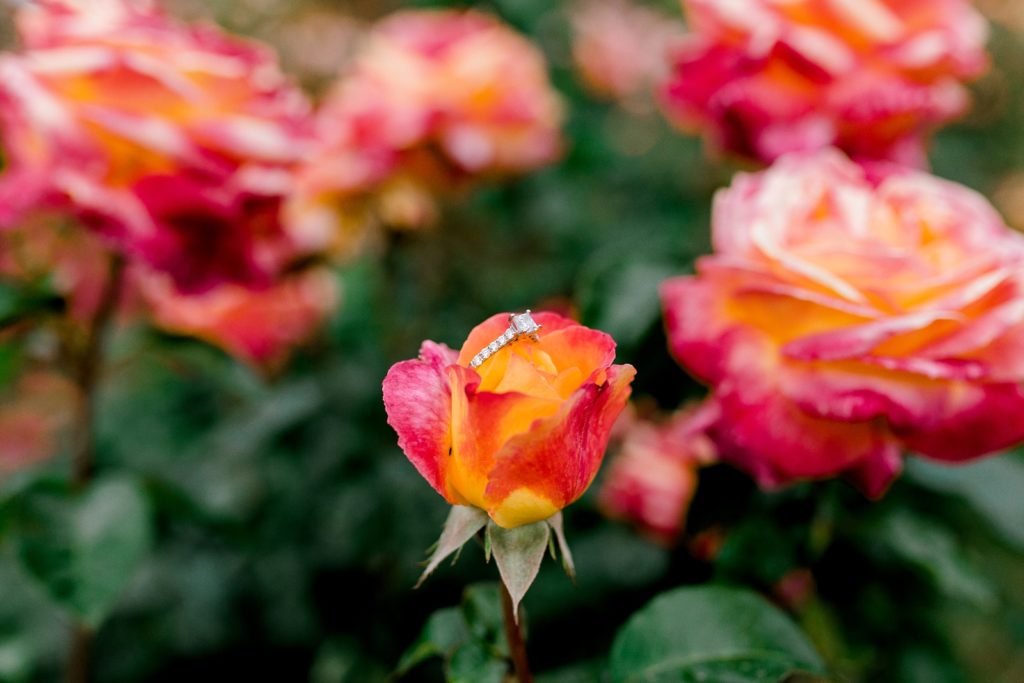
[287, 9, 564, 255]
[661, 0, 989, 166]
[599, 401, 717, 543]
[0, 0, 313, 293]
[570, 0, 685, 102]
[142, 268, 337, 369]
[383, 312, 635, 528]
[662, 150, 1024, 496]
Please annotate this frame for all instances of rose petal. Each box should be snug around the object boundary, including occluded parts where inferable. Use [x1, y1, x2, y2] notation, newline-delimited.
[484, 363, 635, 527]
[382, 341, 459, 500]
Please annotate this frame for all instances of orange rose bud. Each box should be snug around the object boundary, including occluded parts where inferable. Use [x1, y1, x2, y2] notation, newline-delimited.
[383, 312, 636, 528]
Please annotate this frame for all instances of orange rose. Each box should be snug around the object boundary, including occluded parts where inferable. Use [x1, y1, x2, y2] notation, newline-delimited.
[383, 312, 635, 528]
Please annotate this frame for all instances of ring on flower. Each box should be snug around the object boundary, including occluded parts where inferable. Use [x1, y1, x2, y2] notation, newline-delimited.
[469, 311, 542, 369]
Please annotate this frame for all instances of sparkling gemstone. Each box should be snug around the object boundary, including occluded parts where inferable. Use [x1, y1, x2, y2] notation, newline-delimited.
[510, 312, 540, 335]
[488, 343, 498, 352]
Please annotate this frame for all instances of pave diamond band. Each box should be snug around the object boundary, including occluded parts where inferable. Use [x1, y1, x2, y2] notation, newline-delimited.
[469, 310, 542, 369]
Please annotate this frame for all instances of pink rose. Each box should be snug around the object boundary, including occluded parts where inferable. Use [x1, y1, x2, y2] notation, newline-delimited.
[662, 150, 1024, 496]
[0, 0, 313, 293]
[661, 0, 989, 166]
[599, 402, 718, 543]
[570, 0, 685, 102]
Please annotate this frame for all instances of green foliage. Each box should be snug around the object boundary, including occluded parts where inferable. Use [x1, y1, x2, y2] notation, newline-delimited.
[610, 586, 827, 683]
[10, 477, 152, 627]
[398, 583, 509, 681]
[907, 452, 1024, 552]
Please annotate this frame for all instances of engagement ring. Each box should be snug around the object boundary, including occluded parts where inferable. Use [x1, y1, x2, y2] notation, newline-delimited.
[469, 311, 542, 369]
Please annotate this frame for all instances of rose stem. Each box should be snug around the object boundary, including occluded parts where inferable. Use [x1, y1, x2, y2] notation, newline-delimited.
[68, 251, 125, 683]
[500, 581, 534, 683]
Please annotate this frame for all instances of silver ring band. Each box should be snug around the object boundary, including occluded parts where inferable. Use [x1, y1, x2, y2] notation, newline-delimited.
[469, 310, 542, 369]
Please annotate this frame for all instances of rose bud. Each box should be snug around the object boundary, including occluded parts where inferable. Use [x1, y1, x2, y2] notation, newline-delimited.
[384, 311, 635, 528]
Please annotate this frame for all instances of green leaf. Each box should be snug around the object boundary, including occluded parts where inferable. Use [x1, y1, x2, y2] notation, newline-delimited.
[870, 510, 996, 609]
[0, 281, 63, 328]
[447, 640, 507, 683]
[906, 454, 1024, 551]
[578, 259, 679, 349]
[461, 583, 505, 652]
[396, 607, 470, 675]
[0, 343, 22, 386]
[0, 284, 23, 324]
[14, 476, 153, 627]
[610, 586, 827, 683]
[396, 583, 507, 681]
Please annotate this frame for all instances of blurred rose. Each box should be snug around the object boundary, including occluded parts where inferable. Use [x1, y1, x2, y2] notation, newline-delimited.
[383, 312, 635, 528]
[662, 150, 1024, 496]
[141, 268, 337, 369]
[773, 568, 816, 610]
[599, 401, 717, 543]
[0, 0, 313, 293]
[0, 372, 78, 472]
[288, 9, 564, 255]
[661, 0, 989, 166]
[570, 0, 685, 102]
[0, 216, 334, 368]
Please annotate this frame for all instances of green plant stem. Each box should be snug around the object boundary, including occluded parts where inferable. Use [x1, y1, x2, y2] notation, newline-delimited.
[500, 581, 534, 683]
[67, 252, 124, 683]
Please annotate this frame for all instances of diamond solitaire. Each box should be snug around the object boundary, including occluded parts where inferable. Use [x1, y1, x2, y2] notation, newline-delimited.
[470, 310, 542, 369]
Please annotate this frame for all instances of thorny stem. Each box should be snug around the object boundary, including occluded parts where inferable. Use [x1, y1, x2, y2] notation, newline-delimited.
[500, 581, 534, 683]
[67, 251, 124, 683]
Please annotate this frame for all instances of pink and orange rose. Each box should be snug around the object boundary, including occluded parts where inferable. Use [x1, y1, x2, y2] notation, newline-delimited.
[288, 9, 564, 254]
[383, 313, 635, 528]
[661, 0, 989, 166]
[599, 402, 718, 543]
[0, 0, 313, 293]
[662, 150, 1024, 496]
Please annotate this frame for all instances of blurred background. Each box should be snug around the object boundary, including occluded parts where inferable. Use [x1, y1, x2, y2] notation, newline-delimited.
[1, 1, 1024, 682]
